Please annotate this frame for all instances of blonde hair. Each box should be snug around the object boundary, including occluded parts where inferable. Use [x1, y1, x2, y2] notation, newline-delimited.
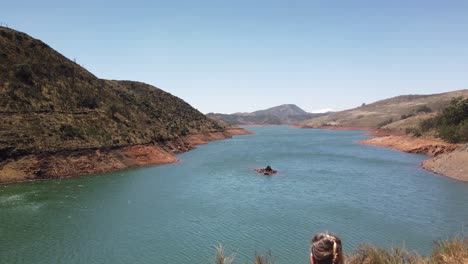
[311, 233, 343, 264]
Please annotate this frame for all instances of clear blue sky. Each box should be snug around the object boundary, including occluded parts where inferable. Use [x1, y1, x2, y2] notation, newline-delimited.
[2, 1, 468, 113]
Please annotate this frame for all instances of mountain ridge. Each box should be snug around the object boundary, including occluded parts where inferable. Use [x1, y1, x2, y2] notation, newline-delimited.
[208, 104, 329, 125]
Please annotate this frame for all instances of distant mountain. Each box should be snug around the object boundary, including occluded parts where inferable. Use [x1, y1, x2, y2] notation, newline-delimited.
[208, 104, 329, 125]
[251, 104, 308, 116]
[299, 90, 468, 129]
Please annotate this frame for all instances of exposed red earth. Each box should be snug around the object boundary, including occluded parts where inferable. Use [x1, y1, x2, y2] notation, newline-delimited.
[0, 130, 253, 184]
[299, 126, 467, 182]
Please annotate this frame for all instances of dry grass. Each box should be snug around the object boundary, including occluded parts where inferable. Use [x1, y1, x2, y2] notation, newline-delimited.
[300, 90, 468, 128]
[215, 237, 467, 264]
[347, 237, 467, 264]
[430, 238, 468, 264]
[214, 244, 235, 264]
[346, 244, 425, 264]
[253, 251, 274, 264]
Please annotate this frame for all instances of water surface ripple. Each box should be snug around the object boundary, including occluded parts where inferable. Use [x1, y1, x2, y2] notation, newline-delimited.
[1, 127, 467, 263]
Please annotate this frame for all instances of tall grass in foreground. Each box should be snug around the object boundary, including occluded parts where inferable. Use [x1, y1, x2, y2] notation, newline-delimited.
[215, 244, 234, 264]
[215, 237, 467, 264]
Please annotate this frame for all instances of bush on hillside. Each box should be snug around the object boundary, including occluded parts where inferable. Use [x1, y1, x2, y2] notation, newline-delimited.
[377, 118, 394, 128]
[401, 113, 415, 120]
[418, 97, 468, 143]
[405, 127, 422, 137]
[60, 124, 83, 140]
[14, 63, 33, 84]
[416, 105, 433, 113]
[79, 96, 99, 109]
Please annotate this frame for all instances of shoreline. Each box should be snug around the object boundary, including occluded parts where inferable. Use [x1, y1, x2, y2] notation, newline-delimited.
[359, 133, 467, 182]
[297, 125, 374, 131]
[0, 128, 254, 185]
[297, 126, 467, 182]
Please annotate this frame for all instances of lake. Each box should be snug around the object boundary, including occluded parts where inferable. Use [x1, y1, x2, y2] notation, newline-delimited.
[1, 126, 467, 264]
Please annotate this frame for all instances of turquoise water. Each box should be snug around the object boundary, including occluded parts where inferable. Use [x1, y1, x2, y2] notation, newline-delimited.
[1, 126, 467, 264]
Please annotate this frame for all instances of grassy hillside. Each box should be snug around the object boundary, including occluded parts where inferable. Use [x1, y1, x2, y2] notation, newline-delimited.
[300, 91, 468, 130]
[417, 97, 468, 143]
[0, 26, 225, 160]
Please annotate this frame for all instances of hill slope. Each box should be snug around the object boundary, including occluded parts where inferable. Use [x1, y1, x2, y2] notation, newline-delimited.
[0, 27, 249, 183]
[208, 104, 328, 125]
[300, 91, 468, 129]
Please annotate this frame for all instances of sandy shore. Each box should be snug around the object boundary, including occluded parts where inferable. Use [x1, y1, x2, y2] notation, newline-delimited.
[0, 128, 253, 184]
[359, 133, 467, 182]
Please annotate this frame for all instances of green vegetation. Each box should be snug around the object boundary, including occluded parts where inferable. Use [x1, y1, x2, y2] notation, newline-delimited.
[215, 237, 467, 264]
[14, 63, 33, 84]
[59, 124, 83, 140]
[405, 127, 422, 137]
[378, 118, 394, 128]
[416, 105, 433, 113]
[419, 97, 468, 143]
[401, 113, 415, 120]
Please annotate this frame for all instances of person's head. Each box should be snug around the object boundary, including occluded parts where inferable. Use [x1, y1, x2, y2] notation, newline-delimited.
[310, 233, 343, 264]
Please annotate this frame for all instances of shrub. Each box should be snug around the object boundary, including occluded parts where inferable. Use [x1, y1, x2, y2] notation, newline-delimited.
[418, 97, 468, 143]
[60, 124, 83, 140]
[419, 117, 437, 132]
[416, 105, 433, 113]
[79, 96, 99, 109]
[401, 113, 415, 120]
[180, 127, 190, 136]
[457, 119, 468, 142]
[405, 127, 422, 137]
[15, 63, 33, 84]
[377, 118, 394, 128]
[438, 124, 460, 143]
[439, 97, 468, 125]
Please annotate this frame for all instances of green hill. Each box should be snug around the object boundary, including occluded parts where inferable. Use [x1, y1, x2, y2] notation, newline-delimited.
[0, 27, 237, 182]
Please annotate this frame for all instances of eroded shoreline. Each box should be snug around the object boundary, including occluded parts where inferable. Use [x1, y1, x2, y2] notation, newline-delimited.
[0, 128, 254, 184]
[301, 126, 467, 182]
[359, 134, 467, 182]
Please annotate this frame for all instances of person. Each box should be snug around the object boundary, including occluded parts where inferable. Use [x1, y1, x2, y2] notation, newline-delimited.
[310, 233, 343, 264]
[265, 165, 273, 172]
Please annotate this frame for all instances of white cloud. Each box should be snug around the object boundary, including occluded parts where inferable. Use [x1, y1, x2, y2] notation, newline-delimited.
[311, 108, 333, 113]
